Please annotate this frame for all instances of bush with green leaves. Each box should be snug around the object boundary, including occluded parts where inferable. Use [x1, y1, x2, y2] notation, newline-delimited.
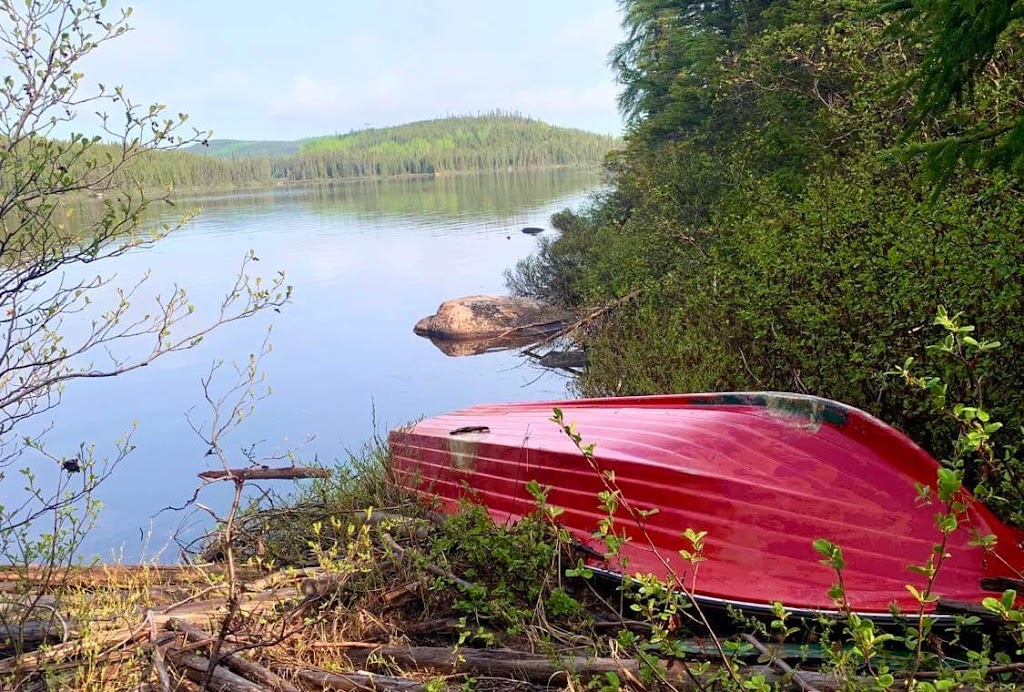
[508, 0, 1024, 474]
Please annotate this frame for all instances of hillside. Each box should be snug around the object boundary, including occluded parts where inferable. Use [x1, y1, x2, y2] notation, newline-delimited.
[184, 114, 618, 181]
[189, 139, 300, 158]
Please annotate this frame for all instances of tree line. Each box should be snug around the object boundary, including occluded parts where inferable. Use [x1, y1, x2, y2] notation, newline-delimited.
[98, 114, 618, 189]
[273, 113, 619, 180]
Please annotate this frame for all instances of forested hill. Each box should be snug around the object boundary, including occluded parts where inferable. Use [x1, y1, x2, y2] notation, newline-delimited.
[190, 139, 300, 158]
[271, 115, 618, 179]
[180, 114, 618, 182]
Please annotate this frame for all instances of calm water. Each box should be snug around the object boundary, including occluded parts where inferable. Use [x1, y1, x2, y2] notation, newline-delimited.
[15, 169, 600, 560]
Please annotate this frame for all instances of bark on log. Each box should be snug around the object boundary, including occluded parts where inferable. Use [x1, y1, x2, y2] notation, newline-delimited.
[198, 467, 331, 482]
[0, 625, 137, 674]
[169, 618, 302, 692]
[300, 573, 351, 599]
[0, 620, 67, 648]
[170, 652, 265, 692]
[281, 666, 426, 692]
[0, 565, 214, 589]
[340, 645, 846, 690]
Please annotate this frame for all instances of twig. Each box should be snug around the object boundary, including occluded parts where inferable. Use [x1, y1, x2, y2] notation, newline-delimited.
[380, 532, 474, 590]
[279, 665, 426, 691]
[741, 634, 820, 692]
[152, 645, 173, 692]
[197, 466, 330, 482]
[523, 288, 643, 356]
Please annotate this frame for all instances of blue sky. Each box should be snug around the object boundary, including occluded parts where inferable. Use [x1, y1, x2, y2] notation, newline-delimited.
[77, 1, 625, 140]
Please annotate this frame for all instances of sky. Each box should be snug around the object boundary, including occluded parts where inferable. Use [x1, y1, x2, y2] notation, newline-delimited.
[75, 1, 626, 141]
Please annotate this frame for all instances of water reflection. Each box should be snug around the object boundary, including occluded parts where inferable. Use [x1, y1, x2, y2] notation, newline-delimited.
[425, 331, 558, 357]
[10, 170, 598, 561]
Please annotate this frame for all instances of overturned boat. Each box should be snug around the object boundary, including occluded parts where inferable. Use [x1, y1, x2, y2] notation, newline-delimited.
[389, 393, 1024, 617]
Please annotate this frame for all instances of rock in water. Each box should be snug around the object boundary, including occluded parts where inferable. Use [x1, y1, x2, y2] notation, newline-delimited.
[414, 295, 571, 340]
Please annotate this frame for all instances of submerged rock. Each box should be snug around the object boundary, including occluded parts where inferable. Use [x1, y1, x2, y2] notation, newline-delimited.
[414, 294, 571, 341]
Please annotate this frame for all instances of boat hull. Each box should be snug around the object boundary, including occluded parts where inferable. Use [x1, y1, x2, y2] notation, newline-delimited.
[389, 393, 1024, 616]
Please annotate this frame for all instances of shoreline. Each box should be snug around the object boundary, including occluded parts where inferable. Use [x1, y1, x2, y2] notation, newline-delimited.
[66, 164, 606, 203]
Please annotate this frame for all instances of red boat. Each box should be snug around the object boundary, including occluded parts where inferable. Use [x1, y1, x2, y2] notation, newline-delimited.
[389, 393, 1024, 617]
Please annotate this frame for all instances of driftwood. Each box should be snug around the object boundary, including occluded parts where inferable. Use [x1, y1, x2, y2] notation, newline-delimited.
[0, 565, 216, 590]
[282, 665, 426, 691]
[170, 618, 301, 692]
[169, 651, 265, 692]
[198, 466, 331, 482]
[340, 645, 846, 690]
[0, 619, 68, 647]
[299, 572, 352, 599]
[523, 287, 643, 363]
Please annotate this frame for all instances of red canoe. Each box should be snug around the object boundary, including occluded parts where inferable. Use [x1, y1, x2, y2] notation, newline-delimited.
[389, 393, 1024, 617]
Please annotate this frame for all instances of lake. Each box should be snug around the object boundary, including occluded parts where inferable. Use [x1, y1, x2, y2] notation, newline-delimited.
[12, 169, 600, 561]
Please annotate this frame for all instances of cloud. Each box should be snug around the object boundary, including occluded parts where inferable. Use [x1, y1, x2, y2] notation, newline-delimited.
[558, 6, 622, 50]
[78, 4, 186, 82]
[270, 75, 345, 120]
[513, 83, 618, 114]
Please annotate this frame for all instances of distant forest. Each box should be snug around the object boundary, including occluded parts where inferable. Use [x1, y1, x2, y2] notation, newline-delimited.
[107, 113, 617, 189]
[275, 114, 619, 179]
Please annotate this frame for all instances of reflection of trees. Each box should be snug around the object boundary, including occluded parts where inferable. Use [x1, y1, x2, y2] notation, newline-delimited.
[172, 170, 602, 223]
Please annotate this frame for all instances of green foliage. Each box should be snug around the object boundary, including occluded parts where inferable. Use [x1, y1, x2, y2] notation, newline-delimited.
[112, 113, 617, 190]
[512, 0, 1024, 476]
[886, 0, 1024, 179]
[418, 474, 593, 640]
[215, 433, 404, 566]
[276, 113, 619, 181]
[186, 139, 301, 159]
[891, 309, 1024, 526]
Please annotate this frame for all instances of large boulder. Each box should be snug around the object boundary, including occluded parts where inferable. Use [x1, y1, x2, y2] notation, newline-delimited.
[414, 295, 572, 340]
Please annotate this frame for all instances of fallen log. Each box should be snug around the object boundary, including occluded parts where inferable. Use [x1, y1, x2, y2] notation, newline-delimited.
[247, 567, 323, 592]
[0, 625, 139, 674]
[153, 644, 173, 692]
[340, 645, 845, 690]
[741, 634, 820, 692]
[299, 572, 351, 599]
[149, 586, 301, 629]
[169, 618, 301, 692]
[169, 651, 265, 692]
[0, 619, 69, 648]
[280, 665, 426, 692]
[0, 565, 214, 590]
